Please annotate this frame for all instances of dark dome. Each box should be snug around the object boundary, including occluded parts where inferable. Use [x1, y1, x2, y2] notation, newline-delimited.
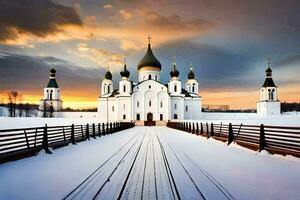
[265, 67, 272, 77]
[170, 64, 179, 78]
[266, 67, 272, 73]
[120, 64, 130, 78]
[50, 68, 56, 78]
[138, 44, 161, 70]
[188, 68, 195, 79]
[105, 70, 112, 80]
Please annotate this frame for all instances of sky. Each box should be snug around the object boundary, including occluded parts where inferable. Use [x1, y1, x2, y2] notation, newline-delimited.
[0, 0, 299, 109]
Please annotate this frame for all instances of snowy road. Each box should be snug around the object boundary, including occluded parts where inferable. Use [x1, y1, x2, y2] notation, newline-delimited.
[1, 127, 300, 200]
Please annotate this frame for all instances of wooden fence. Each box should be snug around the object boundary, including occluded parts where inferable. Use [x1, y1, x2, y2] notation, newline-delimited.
[167, 121, 300, 158]
[0, 122, 134, 163]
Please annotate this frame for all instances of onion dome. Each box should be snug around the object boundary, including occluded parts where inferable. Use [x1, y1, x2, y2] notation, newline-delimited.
[47, 68, 59, 88]
[137, 37, 161, 71]
[105, 70, 112, 80]
[262, 59, 276, 87]
[120, 64, 130, 79]
[170, 60, 179, 78]
[188, 66, 195, 79]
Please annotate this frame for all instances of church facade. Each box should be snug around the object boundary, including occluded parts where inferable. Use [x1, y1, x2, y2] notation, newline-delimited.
[97, 41, 202, 124]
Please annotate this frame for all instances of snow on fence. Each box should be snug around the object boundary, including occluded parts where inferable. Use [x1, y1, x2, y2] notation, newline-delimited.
[0, 122, 135, 163]
[167, 121, 300, 158]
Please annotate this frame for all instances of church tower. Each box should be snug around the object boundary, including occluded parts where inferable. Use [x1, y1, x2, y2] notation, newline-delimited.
[185, 63, 199, 94]
[119, 57, 132, 96]
[257, 59, 281, 116]
[137, 36, 161, 82]
[168, 57, 181, 95]
[101, 68, 114, 96]
[38, 68, 63, 117]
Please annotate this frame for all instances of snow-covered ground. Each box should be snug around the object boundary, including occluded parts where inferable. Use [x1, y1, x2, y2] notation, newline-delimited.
[0, 127, 299, 200]
[0, 117, 104, 129]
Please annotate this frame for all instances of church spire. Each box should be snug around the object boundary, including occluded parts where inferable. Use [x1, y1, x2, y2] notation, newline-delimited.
[120, 56, 130, 79]
[262, 58, 276, 87]
[170, 56, 179, 78]
[47, 67, 59, 88]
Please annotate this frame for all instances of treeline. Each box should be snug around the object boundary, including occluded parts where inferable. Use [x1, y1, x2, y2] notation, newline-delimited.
[281, 102, 300, 112]
[63, 107, 97, 112]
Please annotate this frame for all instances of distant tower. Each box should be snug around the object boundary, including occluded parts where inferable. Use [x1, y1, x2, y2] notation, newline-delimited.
[185, 63, 199, 94]
[38, 68, 63, 117]
[168, 57, 181, 95]
[101, 67, 114, 96]
[119, 57, 132, 96]
[257, 59, 281, 116]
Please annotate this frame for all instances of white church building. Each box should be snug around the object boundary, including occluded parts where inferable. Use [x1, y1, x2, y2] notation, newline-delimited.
[97, 40, 202, 125]
[257, 61, 281, 116]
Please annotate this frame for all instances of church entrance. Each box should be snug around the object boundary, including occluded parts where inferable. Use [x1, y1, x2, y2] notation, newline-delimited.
[144, 112, 155, 126]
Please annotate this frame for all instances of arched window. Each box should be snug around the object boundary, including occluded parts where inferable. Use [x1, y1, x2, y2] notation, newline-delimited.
[174, 104, 177, 109]
[149, 100, 152, 107]
[271, 89, 275, 100]
[107, 85, 110, 94]
[192, 83, 195, 93]
[160, 101, 163, 108]
[137, 101, 139, 108]
[160, 114, 163, 121]
[123, 85, 126, 92]
[112, 106, 114, 112]
[123, 104, 125, 110]
[148, 74, 152, 80]
[123, 114, 126, 120]
[174, 114, 178, 119]
[174, 85, 177, 92]
[50, 90, 53, 100]
[185, 106, 188, 112]
[136, 114, 140, 120]
[268, 89, 271, 100]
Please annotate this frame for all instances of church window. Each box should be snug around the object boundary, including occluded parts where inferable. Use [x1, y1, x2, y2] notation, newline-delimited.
[112, 106, 114, 112]
[160, 114, 163, 121]
[123, 114, 126, 120]
[149, 100, 152, 107]
[155, 75, 157, 81]
[123, 85, 126, 92]
[137, 101, 139, 108]
[149, 85, 151, 89]
[268, 89, 271, 100]
[107, 85, 110, 94]
[50, 90, 53, 100]
[186, 106, 188, 112]
[160, 101, 163, 108]
[136, 114, 140, 120]
[174, 114, 178, 119]
[192, 84, 195, 93]
[174, 85, 177, 92]
[148, 74, 152, 80]
[123, 104, 125, 110]
[175, 104, 177, 110]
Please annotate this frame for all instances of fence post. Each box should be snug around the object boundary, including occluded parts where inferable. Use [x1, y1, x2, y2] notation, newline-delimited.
[98, 123, 101, 137]
[92, 123, 96, 139]
[206, 123, 209, 138]
[259, 124, 266, 151]
[196, 123, 199, 135]
[227, 123, 234, 145]
[71, 124, 76, 144]
[42, 124, 52, 154]
[102, 123, 105, 135]
[200, 123, 203, 135]
[210, 123, 214, 137]
[110, 122, 113, 134]
[86, 124, 90, 140]
[192, 123, 195, 134]
[106, 122, 109, 134]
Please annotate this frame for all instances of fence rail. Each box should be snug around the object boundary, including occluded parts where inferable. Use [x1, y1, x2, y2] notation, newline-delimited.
[0, 122, 134, 163]
[167, 121, 300, 158]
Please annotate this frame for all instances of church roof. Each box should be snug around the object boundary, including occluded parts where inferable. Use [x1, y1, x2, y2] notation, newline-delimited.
[120, 64, 130, 78]
[181, 88, 192, 97]
[138, 43, 161, 70]
[47, 68, 59, 88]
[47, 79, 59, 88]
[105, 70, 112, 80]
[262, 78, 276, 87]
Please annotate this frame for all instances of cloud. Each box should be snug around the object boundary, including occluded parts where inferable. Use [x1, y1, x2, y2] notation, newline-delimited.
[119, 10, 132, 20]
[0, 0, 82, 46]
[103, 4, 113, 9]
[67, 43, 124, 71]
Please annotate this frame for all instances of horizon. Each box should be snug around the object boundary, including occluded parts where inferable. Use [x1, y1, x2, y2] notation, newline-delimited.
[0, 0, 299, 109]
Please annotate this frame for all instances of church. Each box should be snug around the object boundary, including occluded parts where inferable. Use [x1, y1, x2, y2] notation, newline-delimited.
[97, 39, 202, 125]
